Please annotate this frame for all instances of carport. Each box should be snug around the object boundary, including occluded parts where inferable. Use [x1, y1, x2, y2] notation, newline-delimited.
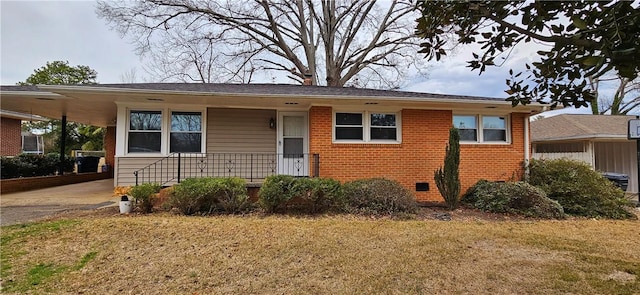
[0, 179, 118, 225]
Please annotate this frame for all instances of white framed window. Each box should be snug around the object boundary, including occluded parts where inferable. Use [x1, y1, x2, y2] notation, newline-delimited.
[453, 114, 509, 143]
[170, 111, 202, 153]
[335, 112, 364, 140]
[482, 116, 507, 142]
[128, 110, 162, 153]
[123, 106, 205, 155]
[453, 115, 477, 142]
[334, 111, 401, 143]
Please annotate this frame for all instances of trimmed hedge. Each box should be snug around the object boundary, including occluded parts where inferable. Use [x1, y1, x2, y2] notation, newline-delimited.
[129, 183, 162, 213]
[1, 153, 74, 179]
[463, 180, 565, 219]
[342, 178, 417, 216]
[258, 175, 300, 213]
[528, 159, 634, 219]
[258, 175, 343, 213]
[168, 177, 250, 215]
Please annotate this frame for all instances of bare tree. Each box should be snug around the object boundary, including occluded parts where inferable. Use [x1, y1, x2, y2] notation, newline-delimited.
[96, 0, 425, 88]
[119, 68, 139, 83]
[589, 76, 640, 115]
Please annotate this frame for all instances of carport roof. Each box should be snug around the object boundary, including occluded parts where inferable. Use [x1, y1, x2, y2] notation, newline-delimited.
[531, 114, 636, 142]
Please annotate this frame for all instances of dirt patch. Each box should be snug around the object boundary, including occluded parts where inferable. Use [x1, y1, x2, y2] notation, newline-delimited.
[606, 270, 637, 283]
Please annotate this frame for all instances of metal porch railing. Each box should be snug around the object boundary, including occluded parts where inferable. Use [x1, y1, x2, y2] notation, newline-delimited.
[133, 153, 320, 186]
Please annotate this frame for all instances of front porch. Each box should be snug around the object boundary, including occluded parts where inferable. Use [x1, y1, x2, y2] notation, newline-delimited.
[132, 152, 320, 186]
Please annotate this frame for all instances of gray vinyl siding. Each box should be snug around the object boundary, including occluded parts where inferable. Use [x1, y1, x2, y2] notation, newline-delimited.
[207, 108, 276, 153]
[115, 108, 279, 186]
[116, 156, 172, 186]
[594, 141, 638, 193]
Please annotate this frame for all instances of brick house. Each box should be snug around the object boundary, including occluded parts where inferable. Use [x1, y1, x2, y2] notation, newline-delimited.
[0, 109, 45, 156]
[1, 84, 545, 202]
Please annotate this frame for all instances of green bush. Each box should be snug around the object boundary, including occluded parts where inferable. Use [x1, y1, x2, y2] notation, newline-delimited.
[463, 180, 565, 219]
[0, 153, 74, 179]
[258, 175, 302, 213]
[342, 178, 417, 216]
[169, 177, 250, 215]
[296, 177, 344, 213]
[169, 178, 219, 215]
[129, 183, 162, 213]
[213, 177, 251, 214]
[435, 127, 461, 210]
[258, 176, 344, 213]
[528, 159, 633, 219]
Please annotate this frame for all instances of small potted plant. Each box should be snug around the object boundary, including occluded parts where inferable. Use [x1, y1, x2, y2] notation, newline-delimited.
[114, 186, 132, 214]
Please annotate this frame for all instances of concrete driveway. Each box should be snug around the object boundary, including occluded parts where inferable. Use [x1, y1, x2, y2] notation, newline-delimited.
[0, 179, 119, 226]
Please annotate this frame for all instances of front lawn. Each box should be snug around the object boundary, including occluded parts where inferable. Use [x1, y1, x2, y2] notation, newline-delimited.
[1, 212, 639, 294]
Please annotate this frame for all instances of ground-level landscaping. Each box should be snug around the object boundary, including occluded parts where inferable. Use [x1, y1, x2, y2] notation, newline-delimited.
[1, 209, 639, 294]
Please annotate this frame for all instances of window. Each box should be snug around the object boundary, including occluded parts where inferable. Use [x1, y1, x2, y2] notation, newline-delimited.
[453, 115, 477, 141]
[170, 111, 202, 152]
[283, 115, 304, 158]
[535, 142, 585, 153]
[335, 112, 364, 140]
[370, 113, 397, 140]
[334, 111, 400, 143]
[482, 116, 506, 142]
[128, 110, 162, 153]
[453, 114, 509, 143]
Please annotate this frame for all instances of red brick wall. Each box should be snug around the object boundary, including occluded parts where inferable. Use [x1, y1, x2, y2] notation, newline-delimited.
[1, 117, 22, 156]
[309, 106, 527, 202]
[0, 172, 111, 194]
[104, 126, 116, 176]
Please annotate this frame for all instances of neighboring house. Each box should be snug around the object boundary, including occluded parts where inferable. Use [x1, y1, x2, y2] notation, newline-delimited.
[0, 109, 45, 156]
[1, 83, 545, 202]
[531, 114, 638, 193]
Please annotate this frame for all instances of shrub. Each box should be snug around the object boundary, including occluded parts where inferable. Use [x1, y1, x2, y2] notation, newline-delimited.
[258, 176, 343, 213]
[169, 178, 219, 215]
[258, 175, 301, 213]
[169, 177, 250, 215]
[342, 178, 417, 216]
[435, 127, 461, 210]
[45, 153, 75, 173]
[129, 183, 162, 213]
[214, 177, 251, 214]
[528, 159, 633, 219]
[463, 180, 565, 219]
[297, 177, 344, 213]
[0, 153, 74, 179]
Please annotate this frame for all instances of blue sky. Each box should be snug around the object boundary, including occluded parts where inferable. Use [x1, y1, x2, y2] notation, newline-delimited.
[0, 1, 615, 117]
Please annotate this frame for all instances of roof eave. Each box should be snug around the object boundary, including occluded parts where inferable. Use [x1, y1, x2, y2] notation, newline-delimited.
[37, 85, 547, 112]
[1, 90, 68, 99]
[533, 134, 630, 142]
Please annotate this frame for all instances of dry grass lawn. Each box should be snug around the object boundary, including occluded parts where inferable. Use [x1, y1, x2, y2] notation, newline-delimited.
[1, 210, 639, 294]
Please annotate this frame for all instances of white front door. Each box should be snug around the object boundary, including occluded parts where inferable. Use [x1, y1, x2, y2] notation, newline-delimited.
[277, 112, 308, 176]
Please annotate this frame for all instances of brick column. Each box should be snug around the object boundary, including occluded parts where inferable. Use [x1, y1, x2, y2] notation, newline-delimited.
[1, 117, 22, 156]
[104, 126, 116, 177]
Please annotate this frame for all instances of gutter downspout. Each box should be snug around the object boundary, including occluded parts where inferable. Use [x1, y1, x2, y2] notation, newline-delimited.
[524, 115, 530, 180]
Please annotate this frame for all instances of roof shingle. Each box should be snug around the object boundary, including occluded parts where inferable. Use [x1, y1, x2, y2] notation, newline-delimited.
[3, 83, 506, 102]
[531, 114, 635, 141]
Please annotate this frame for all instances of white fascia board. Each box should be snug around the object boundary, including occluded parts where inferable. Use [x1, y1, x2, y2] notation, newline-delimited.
[39, 85, 547, 113]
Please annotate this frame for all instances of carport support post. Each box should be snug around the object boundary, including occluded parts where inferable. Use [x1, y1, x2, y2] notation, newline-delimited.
[59, 115, 67, 175]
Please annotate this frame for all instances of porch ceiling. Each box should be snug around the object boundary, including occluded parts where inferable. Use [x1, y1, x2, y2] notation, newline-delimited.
[1, 90, 117, 127]
[1, 84, 546, 126]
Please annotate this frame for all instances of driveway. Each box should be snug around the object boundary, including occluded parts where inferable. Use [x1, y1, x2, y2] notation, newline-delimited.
[0, 179, 119, 226]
